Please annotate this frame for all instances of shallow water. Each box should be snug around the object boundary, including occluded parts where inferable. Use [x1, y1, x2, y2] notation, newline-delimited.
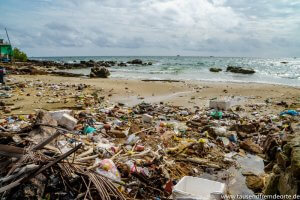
[227, 154, 264, 196]
[113, 91, 192, 106]
[32, 56, 300, 86]
[200, 153, 265, 198]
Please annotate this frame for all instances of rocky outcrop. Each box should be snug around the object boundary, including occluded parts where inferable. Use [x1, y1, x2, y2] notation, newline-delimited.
[118, 62, 127, 67]
[90, 65, 110, 78]
[127, 59, 143, 65]
[13, 66, 49, 75]
[263, 131, 300, 195]
[127, 59, 152, 65]
[209, 67, 222, 72]
[226, 66, 255, 74]
[96, 61, 116, 68]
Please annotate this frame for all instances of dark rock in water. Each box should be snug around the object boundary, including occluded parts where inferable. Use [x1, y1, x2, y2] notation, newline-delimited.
[107, 61, 116, 66]
[90, 65, 110, 78]
[96, 61, 111, 68]
[86, 61, 95, 67]
[226, 66, 255, 74]
[118, 62, 127, 67]
[147, 62, 153, 65]
[209, 67, 222, 72]
[280, 61, 288, 64]
[127, 59, 143, 65]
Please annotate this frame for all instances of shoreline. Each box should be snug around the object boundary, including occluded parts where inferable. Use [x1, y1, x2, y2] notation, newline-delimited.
[110, 76, 300, 88]
[5, 74, 300, 115]
[58, 68, 300, 87]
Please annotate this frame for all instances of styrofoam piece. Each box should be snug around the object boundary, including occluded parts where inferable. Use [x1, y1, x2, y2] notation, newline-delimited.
[209, 99, 233, 110]
[59, 113, 78, 130]
[142, 114, 153, 123]
[209, 96, 244, 110]
[173, 176, 226, 200]
[49, 110, 72, 121]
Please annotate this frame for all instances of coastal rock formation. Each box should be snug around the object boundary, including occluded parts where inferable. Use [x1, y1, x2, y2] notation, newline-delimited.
[209, 67, 222, 72]
[90, 65, 110, 78]
[127, 59, 143, 65]
[127, 59, 153, 65]
[226, 66, 255, 74]
[9, 66, 49, 75]
[263, 131, 300, 195]
[80, 60, 95, 67]
[118, 62, 127, 67]
[96, 61, 115, 68]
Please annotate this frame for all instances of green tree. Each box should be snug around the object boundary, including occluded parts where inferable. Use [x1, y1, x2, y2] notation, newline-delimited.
[13, 48, 27, 62]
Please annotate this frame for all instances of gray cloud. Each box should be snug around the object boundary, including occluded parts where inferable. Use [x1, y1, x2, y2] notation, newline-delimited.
[1, 0, 299, 56]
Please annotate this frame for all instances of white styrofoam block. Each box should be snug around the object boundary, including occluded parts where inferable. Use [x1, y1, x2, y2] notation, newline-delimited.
[142, 114, 153, 123]
[173, 176, 226, 200]
[49, 110, 72, 121]
[209, 100, 232, 110]
[59, 113, 78, 130]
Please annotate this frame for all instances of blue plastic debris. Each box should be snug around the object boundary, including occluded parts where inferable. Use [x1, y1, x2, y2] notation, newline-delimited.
[228, 133, 238, 143]
[83, 125, 96, 134]
[280, 110, 299, 116]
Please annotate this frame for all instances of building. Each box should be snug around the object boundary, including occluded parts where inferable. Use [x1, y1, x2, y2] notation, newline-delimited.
[0, 39, 13, 60]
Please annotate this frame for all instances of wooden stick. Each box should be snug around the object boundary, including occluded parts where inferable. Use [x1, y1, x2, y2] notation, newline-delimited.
[0, 145, 25, 158]
[32, 131, 61, 150]
[0, 164, 39, 183]
[76, 147, 93, 159]
[75, 154, 98, 162]
[176, 157, 221, 169]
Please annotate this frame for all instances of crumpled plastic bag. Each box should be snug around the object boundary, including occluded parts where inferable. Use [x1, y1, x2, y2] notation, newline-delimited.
[95, 158, 121, 181]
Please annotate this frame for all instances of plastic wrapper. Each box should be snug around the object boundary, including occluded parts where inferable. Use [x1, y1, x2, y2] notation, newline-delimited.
[95, 158, 121, 181]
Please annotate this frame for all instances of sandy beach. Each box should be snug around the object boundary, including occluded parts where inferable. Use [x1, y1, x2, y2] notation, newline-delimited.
[7, 74, 300, 115]
[2, 0, 300, 198]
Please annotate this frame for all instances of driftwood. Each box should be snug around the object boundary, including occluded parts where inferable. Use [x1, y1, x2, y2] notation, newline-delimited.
[0, 164, 39, 183]
[76, 147, 93, 159]
[6, 130, 62, 177]
[176, 157, 221, 169]
[75, 154, 98, 162]
[0, 145, 25, 158]
[0, 143, 82, 193]
[32, 131, 61, 150]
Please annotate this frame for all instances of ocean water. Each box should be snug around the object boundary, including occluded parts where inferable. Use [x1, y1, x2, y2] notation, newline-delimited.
[32, 56, 300, 86]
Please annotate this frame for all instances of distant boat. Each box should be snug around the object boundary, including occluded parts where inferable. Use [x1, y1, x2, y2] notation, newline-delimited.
[177, 55, 180, 57]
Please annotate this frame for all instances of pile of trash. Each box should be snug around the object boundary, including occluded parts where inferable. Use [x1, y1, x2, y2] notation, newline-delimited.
[0, 89, 299, 199]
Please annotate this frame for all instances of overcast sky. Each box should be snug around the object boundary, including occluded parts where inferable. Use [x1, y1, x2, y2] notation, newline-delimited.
[0, 0, 299, 57]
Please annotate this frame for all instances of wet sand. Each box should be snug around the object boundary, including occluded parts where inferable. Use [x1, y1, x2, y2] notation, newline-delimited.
[5, 75, 300, 115]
